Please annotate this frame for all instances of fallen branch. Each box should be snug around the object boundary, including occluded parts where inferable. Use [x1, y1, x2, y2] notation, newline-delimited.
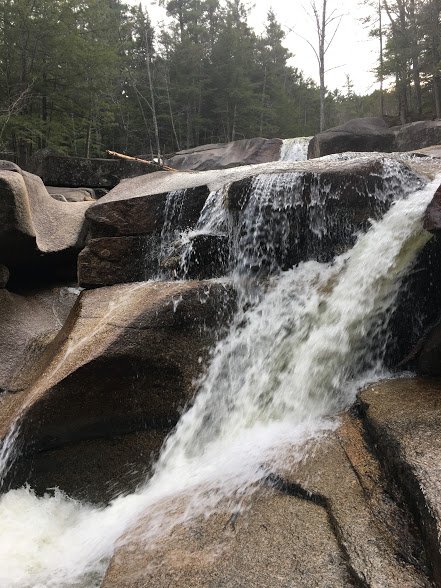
[106, 150, 180, 172]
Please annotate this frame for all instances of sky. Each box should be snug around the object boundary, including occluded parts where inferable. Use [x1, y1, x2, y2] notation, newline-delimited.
[136, 0, 380, 95]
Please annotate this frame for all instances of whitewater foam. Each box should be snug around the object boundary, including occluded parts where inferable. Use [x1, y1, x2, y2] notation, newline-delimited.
[0, 172, 439, 587]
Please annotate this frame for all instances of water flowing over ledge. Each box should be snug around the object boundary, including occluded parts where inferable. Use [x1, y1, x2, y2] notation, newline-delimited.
[1, 161, 441, 587]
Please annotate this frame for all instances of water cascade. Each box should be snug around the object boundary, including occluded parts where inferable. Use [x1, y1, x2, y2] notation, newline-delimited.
[280, 137, 312, 161]
[0, 161, 440, 587]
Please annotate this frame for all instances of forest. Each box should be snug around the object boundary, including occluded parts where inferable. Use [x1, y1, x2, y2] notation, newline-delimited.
[0, 0, 440, 164]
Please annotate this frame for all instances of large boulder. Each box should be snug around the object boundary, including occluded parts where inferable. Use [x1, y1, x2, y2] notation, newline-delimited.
[0, 162, 91, 280]
[103, 491, 350, 588]
[164, 138, 283, 171]
[102, 414, 428, 587]
[0, 287, 80, 393]
[81, 154, 429, 288]
[394, 120, 441, 152]
[308, 117, 396, 159]
[359, 378, 441, 585]
[27, 151, 154, 189]
[79, 185, 210, 286]
[2, 280, 235, 499]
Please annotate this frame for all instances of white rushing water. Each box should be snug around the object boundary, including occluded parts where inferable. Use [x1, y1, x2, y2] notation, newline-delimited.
[0, 169, 440, 587]
[280, 137, 312, 161]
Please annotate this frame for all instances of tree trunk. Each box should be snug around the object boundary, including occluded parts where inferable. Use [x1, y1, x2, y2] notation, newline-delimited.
[144, 24, 161, 165]
[231, 104, 237, 142]
[319, 0, 327, 131]
[434, 76, 441, 119]
[259, 65, 267, 136]
[378, 0, 384, 116]
[165, 70, 180, 151]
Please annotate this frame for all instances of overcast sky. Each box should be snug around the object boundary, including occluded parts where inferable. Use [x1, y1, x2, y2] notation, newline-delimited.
[137, 0, 380, 95]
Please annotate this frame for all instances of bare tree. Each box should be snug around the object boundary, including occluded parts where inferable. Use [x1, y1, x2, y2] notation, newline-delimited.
[300, 1, 343, 131]
[0, 85, 32, 147]
[360, 0, 385, 116]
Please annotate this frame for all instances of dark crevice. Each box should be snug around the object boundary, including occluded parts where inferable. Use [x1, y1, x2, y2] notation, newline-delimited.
[358, 403, 436, 584]
[265, 473, 369, 588]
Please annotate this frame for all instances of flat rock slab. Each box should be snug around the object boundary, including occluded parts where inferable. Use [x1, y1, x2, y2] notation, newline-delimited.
[101, 414, 430, 588]
[82, 154, 440, 288]
[412, 145, 441, 159]
[273, 416, 428, 588]
[164, 137, 283, 171]
[102, 490, 350, 588]
[359, 378, 441, 585]
[46, 186, 96, 202]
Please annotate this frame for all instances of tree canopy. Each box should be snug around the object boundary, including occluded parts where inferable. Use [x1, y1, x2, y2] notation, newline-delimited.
[1, 0, 439, 165]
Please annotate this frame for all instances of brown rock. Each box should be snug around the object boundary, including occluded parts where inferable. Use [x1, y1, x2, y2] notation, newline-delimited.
[9, 428, 167, 503]
[423, 184, 441, 232]
[102, 414, 429, 588]
[164, 137, 283, 171]
[359, 378, 441, 585]
[102, 490, 349, 588]
[88, 185, 209, 239]
[275, 418, 427, 587]
[0, 163, 91, 269]
[78, 235, 160, 287]
[46, 186, 96, 202]
[0, 281, 235, 455]
[0, 287, 80, 393]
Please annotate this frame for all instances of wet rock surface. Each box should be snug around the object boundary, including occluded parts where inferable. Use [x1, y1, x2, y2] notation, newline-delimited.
[102, 490, 351, 588]
[424, 184, 441, 232]
[8, 428, 167, 504]
[102, 412, 431, 588]
[164, 137, 283, 171]
[2, 149, 441, 585]
[359, 377, 441, 585]
[0, 280, 235, 455]
[84, 154, 430, 287]
[78, 235, 160, 287]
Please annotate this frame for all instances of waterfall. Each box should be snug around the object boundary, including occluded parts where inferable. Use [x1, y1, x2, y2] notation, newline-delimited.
[0, 166, 440, 588]
[157, 189, 187, 270]
[280, 137, 312, 161]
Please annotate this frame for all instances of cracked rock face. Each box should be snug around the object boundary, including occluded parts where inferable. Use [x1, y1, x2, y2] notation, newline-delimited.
[101, 414, 431, 588]
[359, 378, 441, 586]
[102, 490, 350, 588]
